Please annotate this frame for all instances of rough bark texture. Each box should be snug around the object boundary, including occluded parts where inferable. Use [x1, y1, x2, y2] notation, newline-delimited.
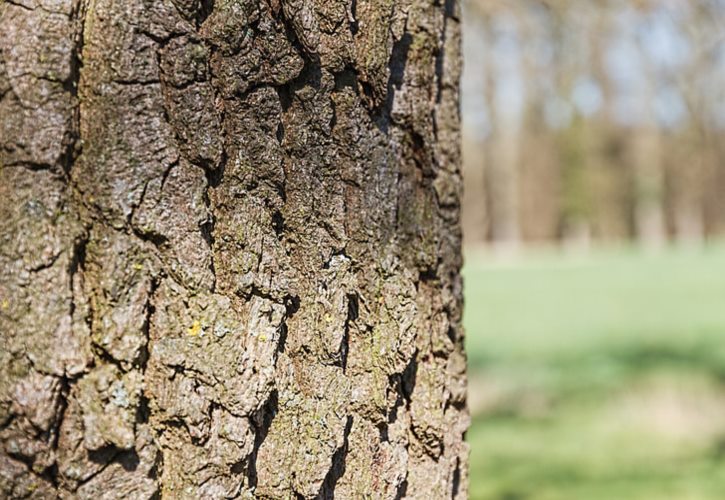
[0, 0, 467, 498]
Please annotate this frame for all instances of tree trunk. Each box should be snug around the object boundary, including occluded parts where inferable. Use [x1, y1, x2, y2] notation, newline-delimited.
[632, 125, 666, 250]
[0, 0, 468, 498]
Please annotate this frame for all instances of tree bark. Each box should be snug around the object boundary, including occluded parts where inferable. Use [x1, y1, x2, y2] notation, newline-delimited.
[0, 0, 467, 498]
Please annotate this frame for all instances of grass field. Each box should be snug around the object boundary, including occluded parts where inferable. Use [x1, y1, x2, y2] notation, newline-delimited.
[463, 244, 725, 499]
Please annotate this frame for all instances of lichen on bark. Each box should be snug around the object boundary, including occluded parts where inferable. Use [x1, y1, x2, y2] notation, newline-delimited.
[0, 0, 468, 498]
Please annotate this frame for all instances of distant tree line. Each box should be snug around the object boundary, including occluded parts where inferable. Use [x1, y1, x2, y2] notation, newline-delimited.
[462, 0, 725, 249]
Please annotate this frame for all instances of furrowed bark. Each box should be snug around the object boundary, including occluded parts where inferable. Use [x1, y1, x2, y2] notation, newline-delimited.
[0, 0, 468, 498]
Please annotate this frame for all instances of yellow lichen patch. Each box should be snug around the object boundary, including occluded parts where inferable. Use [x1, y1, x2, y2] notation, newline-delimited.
[187, 320, 202, 337]
[324, 313, 333, 324]
[132, 262, 143, 271]
[1, 299, 8, 310]
[259, 333, 268, 342]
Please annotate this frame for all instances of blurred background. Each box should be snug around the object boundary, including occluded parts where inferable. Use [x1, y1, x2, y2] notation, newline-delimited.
[460, 0, 725, 498]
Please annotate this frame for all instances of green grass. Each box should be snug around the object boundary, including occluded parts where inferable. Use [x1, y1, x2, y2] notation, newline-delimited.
[464, 244, 725, 500]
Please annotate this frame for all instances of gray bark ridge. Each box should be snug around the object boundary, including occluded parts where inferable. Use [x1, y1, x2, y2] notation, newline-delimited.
[0, 0, 468, 498]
